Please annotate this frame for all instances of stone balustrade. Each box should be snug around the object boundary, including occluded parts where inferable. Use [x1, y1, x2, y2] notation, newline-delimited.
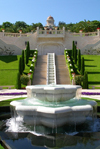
[71, 31, 99, 37]
[2, 32, 28, 37]
[37, 27, 65, 38]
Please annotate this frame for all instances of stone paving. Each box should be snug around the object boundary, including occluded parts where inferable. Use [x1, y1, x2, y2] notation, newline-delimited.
[0, 89, 100, 101]
[0, 89, 27, 101]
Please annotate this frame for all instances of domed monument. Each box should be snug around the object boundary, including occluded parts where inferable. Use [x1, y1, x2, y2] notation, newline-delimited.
[46, 15, 55, 27]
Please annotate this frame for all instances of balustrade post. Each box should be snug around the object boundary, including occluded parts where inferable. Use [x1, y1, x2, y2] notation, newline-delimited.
[79, 30, 82, 36]
[2, 29, 5, 36]
[19, 30, 22, 37]
[44, 27, 47, 35]
[55, 27, 57, 35]
[63, 26, 65, 36]
[37, 27, 39, 35]
[97, 28, 100, 37]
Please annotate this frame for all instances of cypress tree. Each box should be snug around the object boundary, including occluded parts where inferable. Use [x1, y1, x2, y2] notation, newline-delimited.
[22, 50, 25, 71]
[16, 72, 21, 89]
[81, 57, 85, 75]
[83, 71, 88, 89]
[26, 41, 30, 65]
[19, 57, 22, 75]
[26, 48, 28, 65]
[77, 49, 81, 71]
[72, 41, 74, 58]
[74, 45, 77, 64]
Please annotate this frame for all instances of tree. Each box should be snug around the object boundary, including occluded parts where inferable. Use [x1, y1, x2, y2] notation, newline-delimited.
[22, 50, 25, 71]
[19, 57, 22, 75]
[77, 49, 81, 71]
[15, 21, 28, 29]
[83, 71, 88, 89]
[72, 41, 74, 58]
[26, 41, 30, 65]
[74, 45, 77, 64]
[2, 22, 13, 29]
[81, 57, 85, 75]
[16, 72, 21, 89]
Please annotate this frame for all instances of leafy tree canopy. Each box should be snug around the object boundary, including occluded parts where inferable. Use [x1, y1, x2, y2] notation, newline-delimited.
[0, 19, 100, 33]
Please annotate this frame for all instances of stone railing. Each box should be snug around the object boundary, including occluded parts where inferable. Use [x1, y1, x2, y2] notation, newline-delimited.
[70, 31, 99, 37]
[47, 53, 56, 85]
[37, 27, 65, 38]
[39, 30, 63, 35]
[3, 33, 28, 37]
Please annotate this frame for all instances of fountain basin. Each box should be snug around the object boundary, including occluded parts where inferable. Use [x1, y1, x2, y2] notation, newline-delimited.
[26, 84, 81, 102]
[11, 99, 96, 128]
[10, 84, 97, 128]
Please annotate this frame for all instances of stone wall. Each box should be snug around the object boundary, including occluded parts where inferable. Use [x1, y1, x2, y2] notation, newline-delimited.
[0, 30, 100, 55]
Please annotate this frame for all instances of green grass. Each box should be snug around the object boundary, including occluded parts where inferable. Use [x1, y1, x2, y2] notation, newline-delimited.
[0, 144, 4, 149]
[0, 55, 21, 86]
[0, 97, 26, 107]
[82, 55, 100, 86]
[81, 97, 100, 106]
[0, 53, 36, 87]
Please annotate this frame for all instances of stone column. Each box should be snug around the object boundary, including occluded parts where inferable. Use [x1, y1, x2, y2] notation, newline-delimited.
[2, 29, 5, 36]
[63, 26, 65, 36]
[79, 30, 82, 36]
[37, 27, 39, 35]
[97, 28, 100, 37]
[19, 30, 22, 37]
[55, 27, 57, 35]
[44, 27, 47, 35]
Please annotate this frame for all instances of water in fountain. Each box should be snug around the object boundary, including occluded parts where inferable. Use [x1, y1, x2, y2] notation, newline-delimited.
[5, 84, 97, 135]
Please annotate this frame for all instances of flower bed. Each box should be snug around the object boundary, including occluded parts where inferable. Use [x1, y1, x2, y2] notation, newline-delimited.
[1, 91, 100, 96]
[0, 92, 27, 96]
[82, 92, 100, 95]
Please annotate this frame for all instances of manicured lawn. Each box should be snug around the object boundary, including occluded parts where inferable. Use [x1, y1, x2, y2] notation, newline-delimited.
[82, 55, 100, 86]
[0, 55, 21, 86]
[81, 97, 100, 106]
[0, 144, 4, 149]
[0, 97, 26, 106]
[0, 54, 36, 88]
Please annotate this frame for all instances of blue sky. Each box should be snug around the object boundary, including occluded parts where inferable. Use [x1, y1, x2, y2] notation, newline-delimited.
[0, 0, 100, 26]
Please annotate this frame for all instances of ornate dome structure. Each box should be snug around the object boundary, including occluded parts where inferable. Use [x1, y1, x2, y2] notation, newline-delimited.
[46, 15, 55, 27]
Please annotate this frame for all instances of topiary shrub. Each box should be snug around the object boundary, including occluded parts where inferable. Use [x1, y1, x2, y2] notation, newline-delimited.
[75, 75, 83, 85]
[20, 74, 29, 86]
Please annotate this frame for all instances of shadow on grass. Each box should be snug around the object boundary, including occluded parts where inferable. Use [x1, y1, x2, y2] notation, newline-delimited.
[89, 81, 100, 85]
[85, 65, 97, 67]
[84, 59, 94, 61]
[0, 56, 18, 63]
[87, 72, 100, 74]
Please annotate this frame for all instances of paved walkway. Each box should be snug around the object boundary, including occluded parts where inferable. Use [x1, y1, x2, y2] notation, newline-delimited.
[0, 89, 100, 101]
[0, 89, 27, 101]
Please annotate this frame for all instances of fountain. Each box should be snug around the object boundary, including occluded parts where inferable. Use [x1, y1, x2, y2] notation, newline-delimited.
[10, 84, 97, 128]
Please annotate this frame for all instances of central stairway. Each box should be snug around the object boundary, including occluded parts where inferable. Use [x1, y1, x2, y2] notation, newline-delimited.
[32, 55, 47, 85]
[32, 54, 71, 85]
[56, 55, 71, 84]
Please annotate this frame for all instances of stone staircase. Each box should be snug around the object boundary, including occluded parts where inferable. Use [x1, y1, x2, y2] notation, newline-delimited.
[56, 55, 71, 84]
[47, 53, 56, 84]
[32, 55, 47, 85]
[32, 54, 71, 85]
